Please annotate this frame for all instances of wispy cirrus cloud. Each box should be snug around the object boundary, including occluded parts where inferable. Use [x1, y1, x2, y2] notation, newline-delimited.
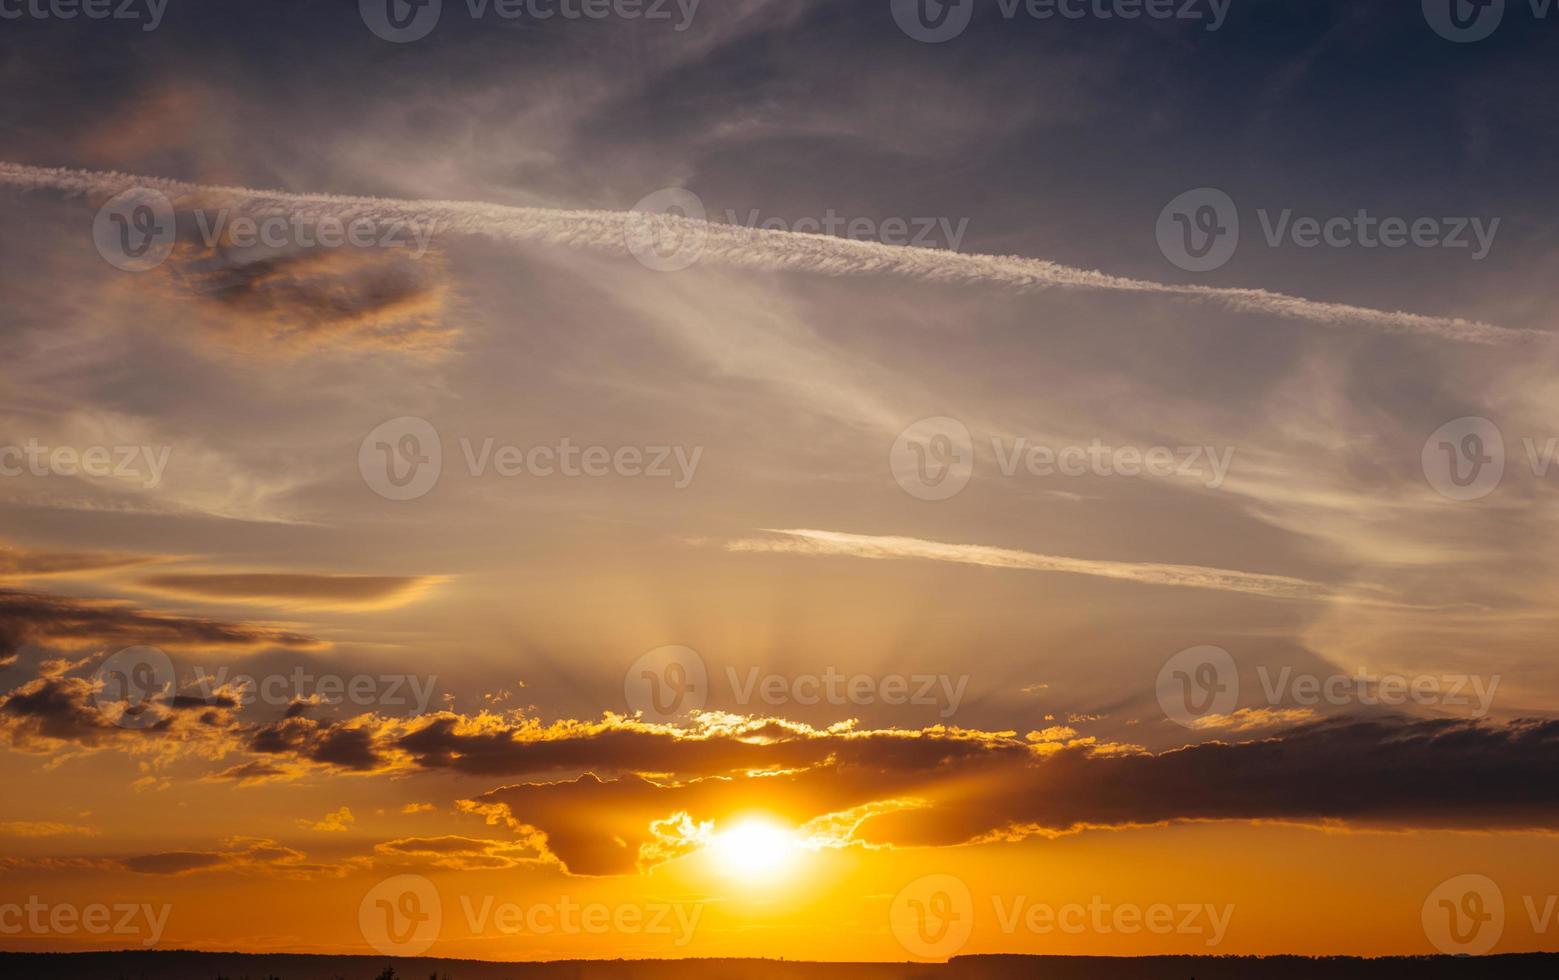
[0, 162, 1531, 345]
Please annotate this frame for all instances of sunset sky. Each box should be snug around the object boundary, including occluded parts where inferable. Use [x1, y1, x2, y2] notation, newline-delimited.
[1, 0, 1557, 964]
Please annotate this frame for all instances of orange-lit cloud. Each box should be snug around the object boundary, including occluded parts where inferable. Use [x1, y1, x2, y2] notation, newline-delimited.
[135, 572, 446, 610]
[0, 544, 156, 581]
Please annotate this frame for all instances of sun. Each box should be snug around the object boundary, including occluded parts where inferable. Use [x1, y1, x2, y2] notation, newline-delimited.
[706, 817, 802, 880]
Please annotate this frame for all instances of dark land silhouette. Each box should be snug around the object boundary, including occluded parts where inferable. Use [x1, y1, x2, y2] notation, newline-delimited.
[2, 952, 1556, 979]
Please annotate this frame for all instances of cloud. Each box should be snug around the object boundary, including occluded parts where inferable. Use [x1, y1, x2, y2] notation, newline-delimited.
[0, 821, 100, 838]
[0, 162, 1531, 345]
[117, 837, 348, 879]
[0, 839, 346, 878]
[0, 543, 156, 581]
[205, 760, 299, 787]
[0, 588, 324, 668]
[0, 667, 244, 755]
[248, 710, 1024, 780]
[1187, 707, 1322, 732]
[298, 805, 355, 833]
[234, 703, 1559, 875]
[371, 834, 546, 871]
[135, 572, 446, 611]
[458, 715, 1559, 875]
[155, 234, 454, 354]
[725, 528, 1337, 602]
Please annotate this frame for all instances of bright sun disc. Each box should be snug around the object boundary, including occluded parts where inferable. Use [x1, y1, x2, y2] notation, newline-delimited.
[708, 819, 800, 879]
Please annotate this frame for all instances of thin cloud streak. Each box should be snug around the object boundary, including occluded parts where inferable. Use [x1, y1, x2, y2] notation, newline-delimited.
[0, 162, 1529, 345]
[725, 528, 1334, 601]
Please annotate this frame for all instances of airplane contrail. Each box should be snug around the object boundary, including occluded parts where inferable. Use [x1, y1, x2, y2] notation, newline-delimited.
[0, 161, 1531, 345]
[724, 528, 1334, 602]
